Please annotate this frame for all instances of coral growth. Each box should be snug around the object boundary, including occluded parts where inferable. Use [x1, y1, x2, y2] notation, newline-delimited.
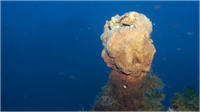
[93, 11, 166, 111]
[138, 72, 166, 111]
[92, 71, 165, 111]
[139, 93, 165, 111]
[171, 86, 199, 111]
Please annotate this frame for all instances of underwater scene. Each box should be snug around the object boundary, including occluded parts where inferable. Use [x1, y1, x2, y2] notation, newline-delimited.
[1, 1, 199, 111]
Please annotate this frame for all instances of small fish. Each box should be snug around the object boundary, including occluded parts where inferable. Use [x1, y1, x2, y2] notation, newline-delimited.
[34, 4, 38, 7]
[163, 57, 167, 60]
[70, 75, 76, 80]
[172, 24, 178, 28]
[24, 94, 27, 98]
[4, 27, 9, 30]
[187, 30, 195, 35]
[161, 74, 165, 76]
[177, 47, 182, 51]
[176, 35, 182, 37]
[155, 5, 162, 9]
[78, 103, 84, 108]
[167, 84, 172, 88]
[59, 72, 64, 75]
[61, 95, 66, 97]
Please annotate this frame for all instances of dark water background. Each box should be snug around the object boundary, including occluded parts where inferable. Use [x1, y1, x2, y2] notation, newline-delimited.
[1, 1, 199, 111]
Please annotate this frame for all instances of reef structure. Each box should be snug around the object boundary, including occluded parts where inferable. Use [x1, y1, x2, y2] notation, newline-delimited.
[93, 11, 159, 111]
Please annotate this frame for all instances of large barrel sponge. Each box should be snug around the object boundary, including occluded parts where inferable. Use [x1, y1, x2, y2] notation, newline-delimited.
[101, 11, 156, 77]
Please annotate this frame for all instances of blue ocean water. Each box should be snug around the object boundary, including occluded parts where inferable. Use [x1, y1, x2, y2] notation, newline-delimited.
[1, 1, 199, 111]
